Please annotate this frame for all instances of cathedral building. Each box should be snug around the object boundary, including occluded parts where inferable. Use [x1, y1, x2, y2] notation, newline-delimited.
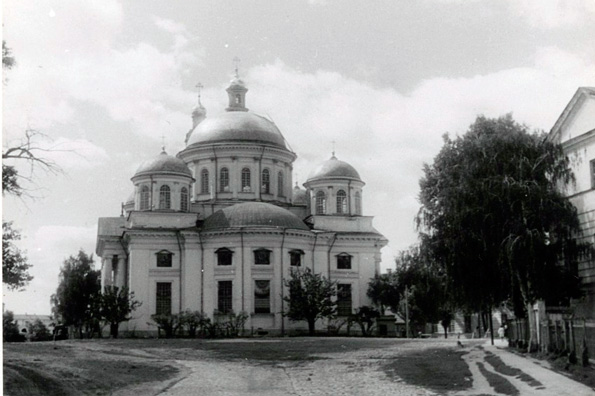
[96, 74, 388, 336]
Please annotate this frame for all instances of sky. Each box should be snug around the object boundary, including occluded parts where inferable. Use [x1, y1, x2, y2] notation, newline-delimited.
[3, 0, 595, 315]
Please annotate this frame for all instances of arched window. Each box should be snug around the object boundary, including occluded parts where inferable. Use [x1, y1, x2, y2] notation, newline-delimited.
[241, 168, 251, 192]
[220, 168, 229, 192]
[315, 191, 326, 215]
[140, 185, 150, 210]
[180, 187, 188, 211]
[216, 247, 233, 266]
[261, 169, 270, 194]
[336, 190, 347, 214]
[355, 191, 362, 215]
[159, 185, 171, 209]
[277, 171, 284, 196]
[201, 169, 209, 194]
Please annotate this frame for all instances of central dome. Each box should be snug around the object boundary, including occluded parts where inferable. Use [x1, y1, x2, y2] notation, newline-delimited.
[186, 111, 288, 149]
[203, 202, 309, 231]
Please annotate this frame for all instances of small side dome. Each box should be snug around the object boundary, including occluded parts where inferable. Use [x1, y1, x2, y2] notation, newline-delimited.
[292, 184, 307, 205]
[133, 150, 193, 178]
[307, 155, 362, 183]
[203, 202, 309, 231]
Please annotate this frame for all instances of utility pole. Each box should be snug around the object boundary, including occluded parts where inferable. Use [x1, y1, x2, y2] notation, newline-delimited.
[405, 285, 410, 338]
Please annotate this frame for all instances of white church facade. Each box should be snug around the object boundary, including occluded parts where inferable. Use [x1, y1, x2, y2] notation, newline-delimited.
[96, 75, 388, 336]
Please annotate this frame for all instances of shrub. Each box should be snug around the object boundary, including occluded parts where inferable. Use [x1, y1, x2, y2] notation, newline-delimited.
[27, 319, 52, 341]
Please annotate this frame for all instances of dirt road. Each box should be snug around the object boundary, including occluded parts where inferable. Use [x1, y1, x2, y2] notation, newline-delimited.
[142, 340, 594, 396]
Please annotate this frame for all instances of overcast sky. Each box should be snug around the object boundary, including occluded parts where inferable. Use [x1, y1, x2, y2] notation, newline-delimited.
[3, 0, 595, 315]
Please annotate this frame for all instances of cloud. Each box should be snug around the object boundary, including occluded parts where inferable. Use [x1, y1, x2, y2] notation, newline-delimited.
[3, 1, 199, 142]
[507, 0, 595, 29]
[2, 225, 97, 315]
[42, 138, 111, 170]
[237, 46, 594, 268]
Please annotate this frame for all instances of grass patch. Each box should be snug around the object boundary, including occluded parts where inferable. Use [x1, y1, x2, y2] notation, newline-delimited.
[383, 347, 472, 393]
[3, 342, 178, 396]
[477, 362, 519, 396]
[99, 337, 407, 362]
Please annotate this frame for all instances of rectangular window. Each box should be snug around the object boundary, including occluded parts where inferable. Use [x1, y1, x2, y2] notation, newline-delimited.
[289, 250, 303, 267]
[337, 284, 352, 316]
[254, 248, 271, 265]
[156, 251, 173, 267]
[591, 159, 595, 189]
[216, 248, 233, 266]
[337, 253, 352, 269]
[218, 281, 233, 314]
[254, 280, 271, 314]
[156, 282, 172, 315]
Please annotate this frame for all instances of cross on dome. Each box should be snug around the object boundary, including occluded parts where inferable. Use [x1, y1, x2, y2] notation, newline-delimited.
[233, 57, 241, 78]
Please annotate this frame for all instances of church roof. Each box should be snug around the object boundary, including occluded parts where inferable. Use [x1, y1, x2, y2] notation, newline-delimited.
[202, 202, 309, 231]
[292, 185, 308, 205]
[185, 111, 288, 149]
[133, 150, 192, 178]
[307, 155, 362, 182]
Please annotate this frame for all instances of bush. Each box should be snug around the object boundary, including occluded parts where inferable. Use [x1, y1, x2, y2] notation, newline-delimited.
[150, 314, 183, 338]
[179, 310, 209, 338]
[27, 319, 52, 341]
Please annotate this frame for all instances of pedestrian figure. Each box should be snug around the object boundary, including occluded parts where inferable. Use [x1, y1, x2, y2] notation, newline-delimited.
[498, 326, 505, 341]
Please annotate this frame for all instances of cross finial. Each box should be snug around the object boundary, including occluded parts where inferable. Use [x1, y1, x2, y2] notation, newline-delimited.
[233, 57, 241, 78]
[195, 82, 203, 103]
[160, 134, 166, 152]
[331, 140, 336, 158]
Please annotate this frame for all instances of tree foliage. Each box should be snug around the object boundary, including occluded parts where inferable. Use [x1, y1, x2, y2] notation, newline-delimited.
[27, 319, 52, 342]
[417, 114, 587, 318]
[100, 286, 141, 338]
[51, 250, 101, 338]
[352, 306, 380, 336]
[2, 221, 33, 290]
[3, 311, 25, 342]
[283, 268, 336, 335]
[368, 247, 453, 335]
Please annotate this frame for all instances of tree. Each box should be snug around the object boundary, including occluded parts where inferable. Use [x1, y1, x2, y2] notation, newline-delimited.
[3, 311, 25, 342]
[368, 247, 453, 337]
[51, 250, 101, 338]
[100, 286, 142, 338]
[352, 306, 380, 336]
[3, 221, 33, 290]
[283, 268, 336, 335]
[367, 271, 401, 314]
[417, 114, 588, 349]
[27, 319, 52, 342]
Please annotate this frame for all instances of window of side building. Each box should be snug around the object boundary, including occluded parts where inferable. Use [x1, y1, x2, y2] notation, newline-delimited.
[156, 250, 173, 267]
[218, 281, 233, 314]
[254, 248, 271, 265]
[337, 284, 352, 316]
[336, 253, 352, 269]
[254, 280, 271, 314]
[216, 247, 233, 266]
[156, 282, 172, 315]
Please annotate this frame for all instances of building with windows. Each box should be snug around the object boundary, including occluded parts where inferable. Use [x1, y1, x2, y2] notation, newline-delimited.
[96, 75, 387, 336]
[544, 87, 595, 356]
